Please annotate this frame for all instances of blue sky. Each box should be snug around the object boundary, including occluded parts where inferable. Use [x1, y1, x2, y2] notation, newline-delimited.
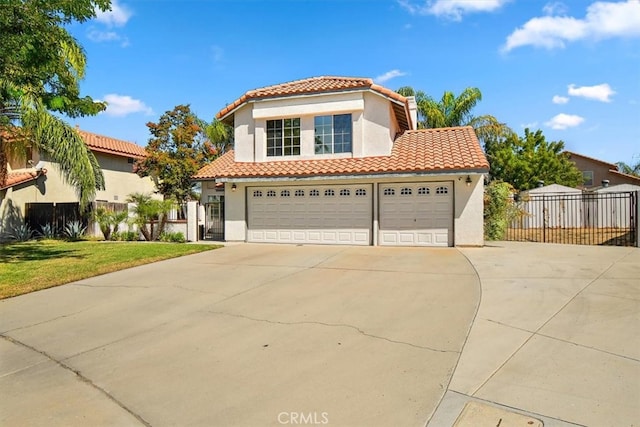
[67, 0, 640, 165]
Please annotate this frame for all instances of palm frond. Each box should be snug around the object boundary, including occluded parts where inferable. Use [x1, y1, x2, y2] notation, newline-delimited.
[22, 105, 103, 208]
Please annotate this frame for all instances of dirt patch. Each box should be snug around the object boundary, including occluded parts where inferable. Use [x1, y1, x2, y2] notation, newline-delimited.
[505, 228, 634, 246]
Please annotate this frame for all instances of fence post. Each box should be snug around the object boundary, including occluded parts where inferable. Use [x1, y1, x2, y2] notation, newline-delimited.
[634, 191, 640, 248]
[186, 201, 198, 242]
[542, 195, 547, 243]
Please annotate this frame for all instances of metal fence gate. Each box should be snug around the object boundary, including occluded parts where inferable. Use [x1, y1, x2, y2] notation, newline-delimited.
[506, 191, 637, 246]
[25, 202, 88, 236]
[203, 196, 224, 240]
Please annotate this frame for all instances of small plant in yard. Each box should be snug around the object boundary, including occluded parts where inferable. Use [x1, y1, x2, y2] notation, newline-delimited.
[8, 224, 34, 242]
[93, 207, 129, 240]
[159, 231, 186, 243]
[126, 193, 174, 241]
[111, 230, 139, 241]
[63, 221, 86, 241]
[37, 223, 58, 239]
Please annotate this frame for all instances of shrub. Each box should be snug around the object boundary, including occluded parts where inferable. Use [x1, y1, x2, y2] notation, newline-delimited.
[484, 181, 521, 240]
[122, 231, 139, 241]
[64, 220, 86, 241]
[159, 231, 186, 243]
[37, 223, 58, 239]
[8, 224, 34, 242]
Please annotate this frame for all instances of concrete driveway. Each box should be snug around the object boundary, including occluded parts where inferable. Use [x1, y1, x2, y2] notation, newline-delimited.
[2, 242, 638, 427]
[1, 244, 480, 427]
[430, 242, 640, 427]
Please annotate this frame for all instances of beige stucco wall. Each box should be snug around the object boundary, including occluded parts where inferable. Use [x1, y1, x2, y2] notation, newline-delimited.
[361, 92, 397, 157]
[209, 173, 485, 246]
[453, 175, 485, 246]
[232, 91, 398, 163]
[2, 152, 157, 223]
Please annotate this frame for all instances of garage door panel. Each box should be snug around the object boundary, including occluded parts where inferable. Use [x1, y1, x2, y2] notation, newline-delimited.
[248, 184, 372, 245]
[379, 182, 453, 247]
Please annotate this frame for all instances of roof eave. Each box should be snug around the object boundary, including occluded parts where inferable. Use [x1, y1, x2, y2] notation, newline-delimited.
[198, 167, 489, 183]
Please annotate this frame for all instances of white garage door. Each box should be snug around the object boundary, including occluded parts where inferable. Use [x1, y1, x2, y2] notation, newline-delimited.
[379, 182, 453, 247]
[248, 184, 372, 245]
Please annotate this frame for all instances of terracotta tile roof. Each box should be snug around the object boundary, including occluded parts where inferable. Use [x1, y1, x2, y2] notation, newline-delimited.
[217, 76, 412, 130]
[194, 126, 488, 180]
[78, 129, 147, 158]
[1, 171, 39, 190]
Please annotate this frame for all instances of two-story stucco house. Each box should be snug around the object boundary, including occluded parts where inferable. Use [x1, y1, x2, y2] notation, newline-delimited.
[194, 76, 489, 247]
[565, 151, 640, 190]
[1, 129, 157, 235]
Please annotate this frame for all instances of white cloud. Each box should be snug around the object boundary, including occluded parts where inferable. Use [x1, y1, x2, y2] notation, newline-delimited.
[87, 28, 130, 47]
[374, 69, 408, 84]
[522, 121, 539, 129]
[542, 2, 569, 16]
[503, 1, 640, 52]
[397, 0, 511, 20]
[545, 113, 585, 130]
[552, 95, 569, 104]
[101, 94, 153, 117]
[95, 0, 132, 27]
[568, 83, 615, 102]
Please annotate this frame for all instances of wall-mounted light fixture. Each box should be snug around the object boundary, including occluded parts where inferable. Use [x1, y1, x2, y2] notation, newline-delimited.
[231, 183, 237, 192]
[465, 175, 472, 187]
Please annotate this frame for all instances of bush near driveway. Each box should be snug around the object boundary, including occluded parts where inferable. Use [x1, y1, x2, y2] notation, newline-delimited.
[0, 240, 220, 299]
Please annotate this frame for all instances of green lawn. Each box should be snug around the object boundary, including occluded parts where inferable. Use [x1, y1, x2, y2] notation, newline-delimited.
[0, 240, 220, 299]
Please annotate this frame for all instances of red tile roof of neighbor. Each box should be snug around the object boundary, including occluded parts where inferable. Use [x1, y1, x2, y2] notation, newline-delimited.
[1, 171, 39, 190]
[77, 129, 146, 158]
[217, 76, 413, 130]
[194, 126, 489, 180]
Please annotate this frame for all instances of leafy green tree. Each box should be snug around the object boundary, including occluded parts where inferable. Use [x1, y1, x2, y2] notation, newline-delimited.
[485, 129, 583, 191]
[396, 86, 513, 145]
[0, 0, 109, 206]
[137, 105, 217, 204]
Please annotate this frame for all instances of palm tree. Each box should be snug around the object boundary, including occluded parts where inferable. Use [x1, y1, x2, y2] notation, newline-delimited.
[616, 157, 640, 177]
[397, 86, 513, 145]
[0, 79, 104, 208]
[204, 118, 234, 157]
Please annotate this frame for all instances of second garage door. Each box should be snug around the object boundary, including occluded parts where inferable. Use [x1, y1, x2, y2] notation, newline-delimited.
[248, 184, 372, 245]
[379, 182, 453, 247]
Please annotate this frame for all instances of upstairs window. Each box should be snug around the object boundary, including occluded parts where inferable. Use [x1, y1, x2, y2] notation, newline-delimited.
[267, 118, 300, 156]
[314, 114, 352, 154]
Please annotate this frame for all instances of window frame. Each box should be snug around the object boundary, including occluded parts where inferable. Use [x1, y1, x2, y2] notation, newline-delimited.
[267, 118, 301, 157]
[314, 114, 352, 154]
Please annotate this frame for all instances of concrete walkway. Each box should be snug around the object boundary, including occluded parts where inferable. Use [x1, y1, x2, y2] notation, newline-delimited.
[429, 242, 640, 427]
[1, 244, 480, 427]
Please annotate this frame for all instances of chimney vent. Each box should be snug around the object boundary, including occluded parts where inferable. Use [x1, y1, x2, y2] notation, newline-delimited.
[602, 180, 609, 188]
[537, 180, 544, 188]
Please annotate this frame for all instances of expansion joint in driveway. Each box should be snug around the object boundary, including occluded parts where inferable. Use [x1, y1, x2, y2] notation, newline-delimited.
[0, 334, 151, 427]
[208, 310, 458, 354]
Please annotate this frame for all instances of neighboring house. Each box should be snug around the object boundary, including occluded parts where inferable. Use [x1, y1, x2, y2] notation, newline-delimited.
[566, 151, 640, 189]
[194, 76, 489, 247]
[0, 129, 156, 236]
